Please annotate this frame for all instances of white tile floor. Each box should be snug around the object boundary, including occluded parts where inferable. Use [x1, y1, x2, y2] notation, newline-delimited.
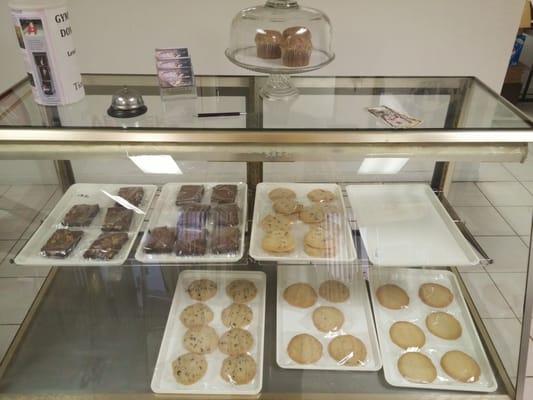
[1, 153, 533, 395]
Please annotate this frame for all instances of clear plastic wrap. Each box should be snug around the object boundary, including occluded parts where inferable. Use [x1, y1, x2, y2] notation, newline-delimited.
[249, 182, 356, 262]
[151, 270, 266, 395]
[369, 268, 497, 392]
[276, 264, 381, 371]
[15, 183, 156, 266]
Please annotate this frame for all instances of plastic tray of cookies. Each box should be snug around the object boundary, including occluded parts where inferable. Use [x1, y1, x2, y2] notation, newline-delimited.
[15, 183, 156, 266]
[249, 182, 357, 263]
[276, 264, 381, 371]
[134, 182, 247, 264]
[368, 268, 496, 392]
[346, 184, 480, 267]
[151, 270, 266, 395]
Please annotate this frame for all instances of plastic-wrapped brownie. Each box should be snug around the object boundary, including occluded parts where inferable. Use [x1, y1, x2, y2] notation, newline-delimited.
[210, 184, 237, 204]
[176, 185, 204, 205]
[144, 226, 176, 253]
[212, 226, 240, 254]
[178, 204, 210, 229]
[116, 186, 144, 207]
[41, 229, 83, 258]
[62, 204, 99, 227]
[102, 208, 133, 231]
[175, 228, 208, 256]
[83, 232, 129, 260]
[212, 203, 240, 227]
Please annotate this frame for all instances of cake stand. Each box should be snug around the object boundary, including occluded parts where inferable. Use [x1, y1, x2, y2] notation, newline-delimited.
[225, 0, 334, 100]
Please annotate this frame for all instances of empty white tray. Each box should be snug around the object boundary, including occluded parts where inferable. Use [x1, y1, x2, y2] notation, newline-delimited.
[346, 184, 480, 267]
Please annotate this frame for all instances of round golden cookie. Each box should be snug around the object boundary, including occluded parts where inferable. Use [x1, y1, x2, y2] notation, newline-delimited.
[183, 326, 219, 355]
[389, 321, 426, 350]
[261, 213, 292, 233]
[179, 303, 214, 328]
[304, 243, 336, 258]
[221, 354, 257, 385]
[426, 312, 462, 340]
[312, 306, 345, 332]
[287, 334, 323, 364]
[304, 226, 336, 249]
[307, 189, 336, 203]
[283, 283, 318, 308]
[299, 205, 325, 224]
[172, 353, 207, 385]
[328, 335, 367, 367]
[273, 198, 303, 215]
[222, 303, 253, 328]
[376, 284, 410, 310]
[226, 279, 257, 304]
[419, 283, 454, 308]
[441, 350, 481, 383]
[319, 280, 350, 303]
[187, 279, 217, 301]
[219, 328, 254, 356]
[398, 352, 437, 383]
[268, 187, 296, 201]
[262, 230, 296, 253]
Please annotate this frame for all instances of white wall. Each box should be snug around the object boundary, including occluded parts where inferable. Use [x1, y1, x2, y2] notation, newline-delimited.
[0, 0, 525, 184]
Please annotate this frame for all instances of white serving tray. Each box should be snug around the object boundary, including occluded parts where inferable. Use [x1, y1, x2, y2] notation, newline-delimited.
[346, 184, 480, 267]
[151, 270, 266, 395]
[135, 182, 247, 264]
[250, 182, 357, 263]
[369, 268, 496, 392]
[15, 183, 156, 266]
[276, 264, 381, 371]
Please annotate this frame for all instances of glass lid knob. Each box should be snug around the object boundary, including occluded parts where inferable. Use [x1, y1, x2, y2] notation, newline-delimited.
[265, 0, 299, 8]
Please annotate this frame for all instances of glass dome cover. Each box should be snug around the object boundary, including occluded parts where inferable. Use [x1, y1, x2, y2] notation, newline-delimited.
[226, 0, 334, 99]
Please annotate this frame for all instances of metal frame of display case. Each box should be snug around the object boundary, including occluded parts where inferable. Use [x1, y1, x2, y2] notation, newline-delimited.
[0, 74, 532, 400]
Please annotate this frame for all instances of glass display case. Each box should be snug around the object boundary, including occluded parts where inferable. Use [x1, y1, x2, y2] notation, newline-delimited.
[0, 74, 532, 400]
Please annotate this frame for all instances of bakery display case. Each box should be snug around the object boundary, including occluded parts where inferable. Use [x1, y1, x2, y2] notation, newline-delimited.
[0, 74, 532, 400]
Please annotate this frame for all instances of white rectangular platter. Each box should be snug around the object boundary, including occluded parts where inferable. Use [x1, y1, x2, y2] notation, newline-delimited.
[346, 184, 480, 267]
[151, 270, 266, 395]
[276, 264, 381, 371]
[250, 182, 357, 263]
[369, 268, 496, 392]
[135, 182, 247, 264]
[15, 183, 156, 266]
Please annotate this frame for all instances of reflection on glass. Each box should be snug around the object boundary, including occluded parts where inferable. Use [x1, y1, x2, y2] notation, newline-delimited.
[129, 155, 182, 175]
[358, 158, 409, 175]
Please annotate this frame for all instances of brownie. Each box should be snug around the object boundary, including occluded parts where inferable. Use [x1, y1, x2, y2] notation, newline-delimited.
[176, 185, 204, 205]
[41, 229, 83, 258]
[62, 204, 100, 227]
[211, 227, 240, 254]
[83, 232, 129, 260]
[210, 184, 237, 204]
[116, 186, 144, 207]
[102, 207, 134, 231]
[143, 226, 176, 254]
[175, 228, 208, 256]
[177, 204, 210, 229]
[212, 203, 240, 227]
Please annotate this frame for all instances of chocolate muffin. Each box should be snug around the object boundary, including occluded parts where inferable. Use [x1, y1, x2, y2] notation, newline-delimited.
[282, 26, 312, 42]
[83, 232, 129, 260]
[175, 228, 208, 256]
[143, 226, 176, 253]
[41, 229, 83, 258]
[281, 35, 312, 67]
[255, 29, 282, 59]
[212, 227, 240, 255]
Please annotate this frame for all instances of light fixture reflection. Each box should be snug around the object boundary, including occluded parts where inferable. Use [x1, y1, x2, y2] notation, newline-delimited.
[129, 155, 183, 175]
[358, 158, 409, 175]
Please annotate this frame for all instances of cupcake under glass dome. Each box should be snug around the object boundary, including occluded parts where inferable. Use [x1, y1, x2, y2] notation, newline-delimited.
[226, 0, 334, 100]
